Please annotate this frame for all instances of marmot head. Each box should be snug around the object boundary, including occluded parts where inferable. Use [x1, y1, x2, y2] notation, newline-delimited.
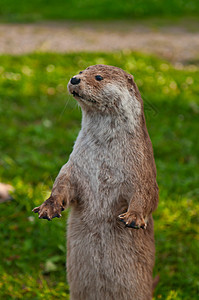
[68, 64, 142, 117]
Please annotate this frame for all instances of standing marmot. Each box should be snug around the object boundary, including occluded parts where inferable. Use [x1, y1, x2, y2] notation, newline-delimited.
[33, 64, 159, 300]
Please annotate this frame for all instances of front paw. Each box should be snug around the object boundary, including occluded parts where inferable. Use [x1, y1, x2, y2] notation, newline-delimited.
[32, 196, 64, 221]
[118, 211, 147, 229]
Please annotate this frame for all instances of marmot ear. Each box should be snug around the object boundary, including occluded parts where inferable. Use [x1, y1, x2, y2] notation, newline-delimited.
[127, 74, 134, 84]
[126, 73, 143, 104]
[126, 74, 135, 93]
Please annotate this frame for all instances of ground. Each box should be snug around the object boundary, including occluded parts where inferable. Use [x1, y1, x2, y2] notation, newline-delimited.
[0, 2, 198, 298]
[0, 52, 198, 299]
[0, 19, 199, 63]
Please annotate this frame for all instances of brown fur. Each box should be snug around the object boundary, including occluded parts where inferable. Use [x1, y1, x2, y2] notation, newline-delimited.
[33, 64, 159, 300]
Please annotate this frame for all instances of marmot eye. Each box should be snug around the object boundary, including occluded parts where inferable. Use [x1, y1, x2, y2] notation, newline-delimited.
[95, 75, 103, 81]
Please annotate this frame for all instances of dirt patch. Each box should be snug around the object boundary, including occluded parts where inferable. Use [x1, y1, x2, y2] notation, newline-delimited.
[0, 20, 199, 63]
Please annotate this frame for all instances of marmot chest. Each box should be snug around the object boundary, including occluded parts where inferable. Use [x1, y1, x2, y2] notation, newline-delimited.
[72, 132, 129, 198]
[70, 130, 133, 220]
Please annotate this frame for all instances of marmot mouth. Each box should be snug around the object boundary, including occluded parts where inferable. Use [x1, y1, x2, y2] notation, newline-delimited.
[72, 91, 97, 104]
[72, 91, 81, 98]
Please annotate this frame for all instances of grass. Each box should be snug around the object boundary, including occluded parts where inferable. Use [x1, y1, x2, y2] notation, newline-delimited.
[0, 0, 199, 22]
[0, 52, 198, 299]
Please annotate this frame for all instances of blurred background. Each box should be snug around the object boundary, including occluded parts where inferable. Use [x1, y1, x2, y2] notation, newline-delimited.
[0, 1, 198, 299]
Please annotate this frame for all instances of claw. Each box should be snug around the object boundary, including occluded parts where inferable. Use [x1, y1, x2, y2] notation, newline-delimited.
[119, 218, 140, 229]
[32, 207, 40, 213]
[118, 214, 125, 219]
[119, 218, 126, 225]
[141, 223, 147, 230]
[32, 198, 63, 221]
[52, 213, 62, 218]
[118, 212, 147, 230]
[39, 214, 51, 221]
[126, 221, 140, 229]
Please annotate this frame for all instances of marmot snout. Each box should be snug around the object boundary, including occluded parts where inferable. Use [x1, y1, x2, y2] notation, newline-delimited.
[34, 64, 159, 300]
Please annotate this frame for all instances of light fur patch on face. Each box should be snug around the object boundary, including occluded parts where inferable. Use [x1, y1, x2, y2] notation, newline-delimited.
[103, 83, 141, 128]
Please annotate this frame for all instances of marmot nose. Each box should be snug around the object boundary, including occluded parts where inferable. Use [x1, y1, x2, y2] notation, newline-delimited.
[70, 77, 81, 85]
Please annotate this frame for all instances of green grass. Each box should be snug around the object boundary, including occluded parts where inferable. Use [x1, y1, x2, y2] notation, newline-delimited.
[0, 52, 198, 299]
[0, 0, 199, 22]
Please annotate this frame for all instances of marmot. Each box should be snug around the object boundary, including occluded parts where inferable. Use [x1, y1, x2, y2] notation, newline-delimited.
[33, 64, 159, 300]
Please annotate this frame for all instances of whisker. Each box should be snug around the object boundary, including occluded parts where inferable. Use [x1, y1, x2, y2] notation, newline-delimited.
[58, 98, 69, 120]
